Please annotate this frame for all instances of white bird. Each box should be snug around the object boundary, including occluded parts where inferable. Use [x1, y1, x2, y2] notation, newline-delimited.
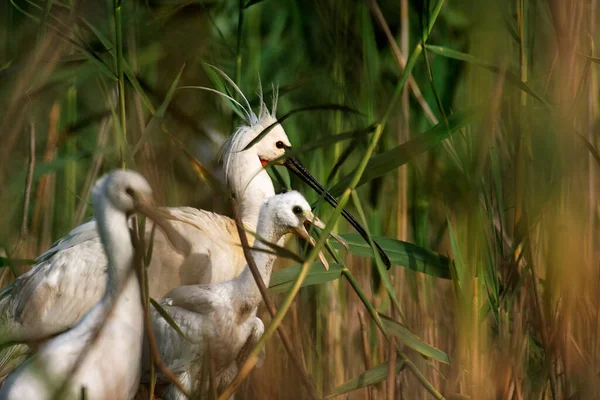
[0, 170, 187, 400]
[0, 99, 283, 347]
[0, 84, 382, 351]
[144, 191, 340, 399]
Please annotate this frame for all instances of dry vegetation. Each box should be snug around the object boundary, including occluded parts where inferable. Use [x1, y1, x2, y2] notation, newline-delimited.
[0, 0, 599, 399]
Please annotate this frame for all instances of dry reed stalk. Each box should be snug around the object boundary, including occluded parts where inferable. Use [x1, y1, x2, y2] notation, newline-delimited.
[74, 114, 112, 225]
[358, 310, 373, 400]
[386, 309, 397, 400]
[588, 0, 598, 269]
[11, 122, 36, 260]
[132, 223, 191, 399]
[375, 294, 387, 398]
[0, 33, 65, 188]
[291, 303, 309, 372]
[0, 122, 37, 288]
[38, 104, 61, 253]
[369, 0, 437, 125]
[327, 281, 344, 392]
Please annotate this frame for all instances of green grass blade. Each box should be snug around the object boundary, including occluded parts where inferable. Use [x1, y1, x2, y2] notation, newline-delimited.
[156, 64, 185, 119]
[0, 257, 36, 267]
[244, 0, 267, 8]
[329, 108, 479, 197]
[241, 229, 305, 264]
[425, 44, 549, 106]
[150, 298, 186, 339]
[144, 223, 157, 268]
[79, 17, 156, 114]
[575, 129, 600, 167]
[248, 78, 308, 108]
[265, 124, 378, 167]
[325, 359, 405, 398]
[242, 104, 361, 151]
[330, 233, 451, 279]
[379, 314, 450, 364]
[446, 217, 465, 293]
[268, 263, 343, 294]
[38, 0, 55, 42]
[114, 0, 127, 161]
[350, 190, 402, 313]
[132, 63, 185, 155]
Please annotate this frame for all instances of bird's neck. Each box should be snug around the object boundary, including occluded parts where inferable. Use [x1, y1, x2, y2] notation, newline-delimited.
[227, 152, 275, 231]
[95, 199, 135, 298]
[233, 216, 283, 306]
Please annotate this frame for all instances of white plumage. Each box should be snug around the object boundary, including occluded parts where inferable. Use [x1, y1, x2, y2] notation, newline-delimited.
[0, 170, 173, 400]
[0, 102, 292, 348]
[144, 191, 336, 399]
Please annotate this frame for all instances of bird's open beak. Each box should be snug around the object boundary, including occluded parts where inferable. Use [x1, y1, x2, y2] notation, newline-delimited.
[283, 151, 391, 270]
[293, 210, 349, 271]
[134, 197, 192, 257]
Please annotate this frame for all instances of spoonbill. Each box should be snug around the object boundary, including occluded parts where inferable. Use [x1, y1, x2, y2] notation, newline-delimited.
[143, 190, 341, 399]
[0, 170, 188, 400]
[0, 86, 386, 351]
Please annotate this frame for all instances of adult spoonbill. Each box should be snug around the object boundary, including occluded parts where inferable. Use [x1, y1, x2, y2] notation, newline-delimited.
[0, 170, 188, 400]
[0, 87, 385, 350]
[143, 191, 340, 399]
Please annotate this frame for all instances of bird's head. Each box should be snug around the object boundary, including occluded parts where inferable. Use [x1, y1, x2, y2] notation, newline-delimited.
[93, 170, 191, 256]
[242, 114, 292, 167]
[265, 191, 348, 270]
[95, 169, 154, 214]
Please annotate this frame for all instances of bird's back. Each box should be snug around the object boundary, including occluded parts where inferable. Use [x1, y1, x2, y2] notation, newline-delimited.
[148, 207, 248, 296]
[0, 206, 248, 346]
[0, 236, 107, 345]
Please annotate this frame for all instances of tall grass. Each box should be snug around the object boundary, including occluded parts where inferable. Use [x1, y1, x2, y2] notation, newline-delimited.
[0, 0, 599, 399]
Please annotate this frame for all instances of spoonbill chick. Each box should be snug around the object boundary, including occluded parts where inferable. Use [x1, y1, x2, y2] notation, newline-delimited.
[145, 191, 344, 399]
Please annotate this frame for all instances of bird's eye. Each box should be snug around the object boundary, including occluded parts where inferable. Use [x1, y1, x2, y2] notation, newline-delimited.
[125, 187, 135, 197]
[292, 206, 302, 214]
[275, 141, 285, 149]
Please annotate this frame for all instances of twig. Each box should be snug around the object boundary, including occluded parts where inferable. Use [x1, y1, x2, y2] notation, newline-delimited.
[141, 309, 191, 399]
[521, 212, 558, 399]
[358, 311, 373, 400]
[1, 123, 36, 285]
[342, 269, 445, 400]
[387, 308, 397, 400]
[13, 122, 36, 257]
[74, 103, 112, 225]
[21, 122, 35, 241]
[132, 223, 192, 399]
[369, 0, 438, 125]
[231, 197, 319, 400]
[134, 217, 155, 400]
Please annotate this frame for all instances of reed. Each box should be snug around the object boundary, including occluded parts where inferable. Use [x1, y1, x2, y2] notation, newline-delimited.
[0, 1, 599, 399]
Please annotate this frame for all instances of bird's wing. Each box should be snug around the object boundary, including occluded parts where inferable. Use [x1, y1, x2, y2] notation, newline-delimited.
[0, 205, 245, 344]
[0, 238, 107, 343]
[148, 299, 213, 376]
[146, 207, 249, 295]
[35, 219, 100, 263]
[163, 285, 219, 315]
[163, 207, 241, 244]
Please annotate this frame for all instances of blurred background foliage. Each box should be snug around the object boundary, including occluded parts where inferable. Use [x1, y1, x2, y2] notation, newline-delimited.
[0, 0, 598, 399]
